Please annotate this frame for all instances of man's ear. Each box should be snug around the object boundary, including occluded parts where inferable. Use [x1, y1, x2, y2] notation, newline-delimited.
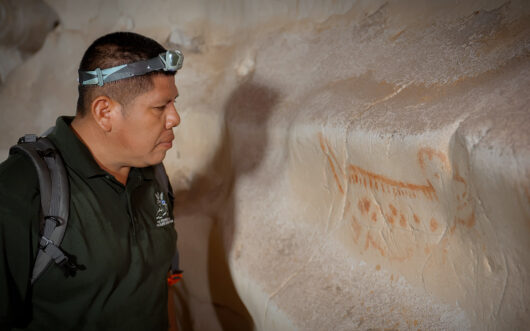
[91, 95, 121, 132]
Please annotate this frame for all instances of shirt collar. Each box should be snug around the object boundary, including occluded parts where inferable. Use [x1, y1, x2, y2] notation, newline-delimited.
[46, 116, 154, 181]
[138, 166, 154, 181]
[46, 116, 106, 178]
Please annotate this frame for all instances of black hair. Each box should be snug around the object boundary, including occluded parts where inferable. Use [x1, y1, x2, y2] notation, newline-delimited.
[76, 31, 175, 116]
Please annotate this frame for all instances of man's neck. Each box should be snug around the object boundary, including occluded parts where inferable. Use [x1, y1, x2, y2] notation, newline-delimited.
[71, 116, 130, 185]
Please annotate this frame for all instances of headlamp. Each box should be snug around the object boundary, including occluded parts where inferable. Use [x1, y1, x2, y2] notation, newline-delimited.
[160, 50, 184, 71]
[78, 50, 183, 86]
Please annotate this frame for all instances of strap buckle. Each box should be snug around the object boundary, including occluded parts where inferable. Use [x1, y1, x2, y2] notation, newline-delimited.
[39, 235, 54, 249]
[44, 215, 63, 226]
[18, 134, 38, 144]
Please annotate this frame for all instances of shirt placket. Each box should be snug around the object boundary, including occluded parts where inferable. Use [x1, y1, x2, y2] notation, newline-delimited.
[104, 173, 142, 239]
[124, 171, 144, 240]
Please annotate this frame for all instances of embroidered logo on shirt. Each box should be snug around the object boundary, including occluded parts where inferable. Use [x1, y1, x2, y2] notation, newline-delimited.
[155, 192, 174, 227]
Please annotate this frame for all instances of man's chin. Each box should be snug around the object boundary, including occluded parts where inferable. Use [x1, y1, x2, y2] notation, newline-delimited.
[131, 151, 168, 168]
[150, 150, 168, 166]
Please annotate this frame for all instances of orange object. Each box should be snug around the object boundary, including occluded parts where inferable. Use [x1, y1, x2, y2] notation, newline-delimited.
[167, 273, 183, 286]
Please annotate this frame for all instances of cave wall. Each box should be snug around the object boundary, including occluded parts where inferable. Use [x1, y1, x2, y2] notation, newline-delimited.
[0, 0, 58, 84]
[0, 0, 529, 330]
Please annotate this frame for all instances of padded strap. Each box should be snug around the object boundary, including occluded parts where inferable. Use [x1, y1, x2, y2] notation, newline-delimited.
[154, 163, 182, 279]
[154, 162, 174, 202]
[9, 136, 72, 282]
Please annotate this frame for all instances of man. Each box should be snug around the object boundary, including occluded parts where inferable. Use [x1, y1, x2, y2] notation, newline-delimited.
[0, 32, 182, 330]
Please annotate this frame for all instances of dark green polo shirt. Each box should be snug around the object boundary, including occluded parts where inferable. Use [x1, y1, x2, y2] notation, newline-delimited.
[0, 116, 177, 330]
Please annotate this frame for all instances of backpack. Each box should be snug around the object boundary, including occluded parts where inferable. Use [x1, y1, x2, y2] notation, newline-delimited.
[9, 133, 182, 285]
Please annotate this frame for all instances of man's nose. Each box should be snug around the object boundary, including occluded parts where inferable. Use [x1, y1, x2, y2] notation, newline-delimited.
[166, 103, 180, 129]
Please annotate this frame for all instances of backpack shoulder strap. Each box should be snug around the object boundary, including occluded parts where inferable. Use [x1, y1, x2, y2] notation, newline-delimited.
[153, 163, 183, 285]
[9, 135, 76, 283]
[153, 162, 174, 202]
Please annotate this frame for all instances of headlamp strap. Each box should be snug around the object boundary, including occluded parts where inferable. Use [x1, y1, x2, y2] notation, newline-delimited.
[80, 64, 127, 86]
[95, 68, 103, 87]
[78, 50, 183, 86]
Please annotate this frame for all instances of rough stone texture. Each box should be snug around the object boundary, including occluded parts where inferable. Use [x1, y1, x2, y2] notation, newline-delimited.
[0, 0, 59, 84]
[0, 1, 529, 330]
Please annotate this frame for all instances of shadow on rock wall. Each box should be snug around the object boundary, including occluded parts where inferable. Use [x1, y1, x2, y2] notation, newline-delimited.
[173, 80, 279, 330]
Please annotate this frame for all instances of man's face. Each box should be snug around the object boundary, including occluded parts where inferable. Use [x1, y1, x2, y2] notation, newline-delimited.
[111, 74, 180, 167]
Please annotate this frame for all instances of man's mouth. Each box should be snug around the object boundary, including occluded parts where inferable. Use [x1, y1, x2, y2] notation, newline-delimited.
[158, 133, 174, 149]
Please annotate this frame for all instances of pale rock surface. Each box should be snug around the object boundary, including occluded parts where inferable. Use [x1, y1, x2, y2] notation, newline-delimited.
[0, 0, 58, 83]
[0, 0, 529, 330]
